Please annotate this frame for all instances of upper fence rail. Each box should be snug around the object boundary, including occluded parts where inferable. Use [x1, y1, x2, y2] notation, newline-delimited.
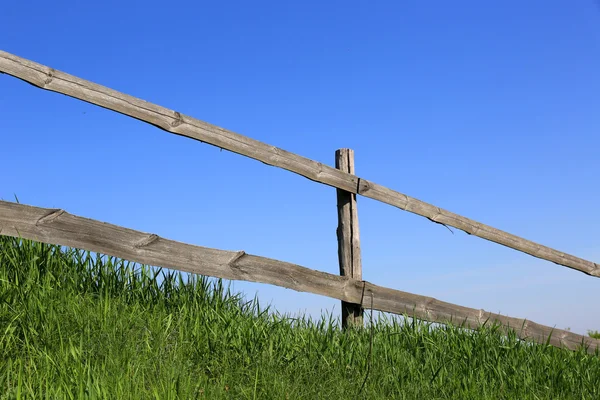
[1, 50, 597, 278]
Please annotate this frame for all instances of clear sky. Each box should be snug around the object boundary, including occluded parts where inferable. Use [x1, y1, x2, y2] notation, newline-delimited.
[1, 1, 599, 335]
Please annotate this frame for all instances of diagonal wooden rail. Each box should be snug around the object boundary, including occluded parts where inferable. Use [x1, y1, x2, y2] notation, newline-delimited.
[1, 50, 597, 278]
[1, 200, 598, 353]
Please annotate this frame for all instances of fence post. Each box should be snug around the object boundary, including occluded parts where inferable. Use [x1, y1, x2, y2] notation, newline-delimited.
[335, 148, 363, 329]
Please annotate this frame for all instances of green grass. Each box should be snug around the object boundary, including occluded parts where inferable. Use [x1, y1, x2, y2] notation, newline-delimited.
[1, 236, 599, 399]
[589, 330, 600, 340]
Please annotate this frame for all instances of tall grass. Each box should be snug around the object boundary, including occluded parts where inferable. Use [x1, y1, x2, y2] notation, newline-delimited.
[1, 236, 599, 399]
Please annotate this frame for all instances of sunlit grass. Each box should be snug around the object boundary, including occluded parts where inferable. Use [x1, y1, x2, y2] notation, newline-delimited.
[1, 236, 599, 399]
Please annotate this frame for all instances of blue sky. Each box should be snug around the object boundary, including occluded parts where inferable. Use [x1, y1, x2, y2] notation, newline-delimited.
[1, 1, 599, 335]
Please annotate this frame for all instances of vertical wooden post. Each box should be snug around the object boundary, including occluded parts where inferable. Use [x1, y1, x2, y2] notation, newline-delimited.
[335, 148, 363, 329]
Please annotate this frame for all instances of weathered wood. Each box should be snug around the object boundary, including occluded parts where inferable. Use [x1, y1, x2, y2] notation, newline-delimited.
[0, 50, 598, 278]
[336, 148, 363, 329]
[1, 200, 598, 353]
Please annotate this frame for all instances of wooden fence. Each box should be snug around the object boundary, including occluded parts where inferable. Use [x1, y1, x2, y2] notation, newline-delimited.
[1, 50, 598, 353]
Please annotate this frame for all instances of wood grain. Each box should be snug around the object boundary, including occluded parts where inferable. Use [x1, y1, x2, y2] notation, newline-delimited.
[336, 148, 363, 328]
[1, 200, 598, 353]
[1, 50, 598, 278]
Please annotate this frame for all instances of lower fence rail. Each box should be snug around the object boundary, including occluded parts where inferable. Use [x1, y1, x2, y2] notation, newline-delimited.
[0, 200, 598, 353]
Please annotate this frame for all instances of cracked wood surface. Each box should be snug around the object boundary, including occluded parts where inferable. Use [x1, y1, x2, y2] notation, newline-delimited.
[1, 200, 598, 353]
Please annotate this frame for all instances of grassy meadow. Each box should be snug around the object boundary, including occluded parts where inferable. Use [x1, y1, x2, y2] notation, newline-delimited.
[1, 235, 599, 399]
